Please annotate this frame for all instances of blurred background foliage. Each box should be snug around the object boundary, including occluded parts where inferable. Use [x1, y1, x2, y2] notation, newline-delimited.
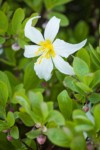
[0, 0, 100, 150]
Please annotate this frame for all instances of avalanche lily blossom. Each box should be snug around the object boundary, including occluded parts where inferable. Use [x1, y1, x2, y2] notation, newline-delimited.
[24, 16, 87, 81]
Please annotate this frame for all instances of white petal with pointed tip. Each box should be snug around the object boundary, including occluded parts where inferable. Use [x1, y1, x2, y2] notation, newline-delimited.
[44, 17, 60, 42]
[34, 58, 53, 81]
[24, 45, 40, 58]
[53, 55, 75, 75]
[53, 39, 87, 58]
[25, 16, 44, 44]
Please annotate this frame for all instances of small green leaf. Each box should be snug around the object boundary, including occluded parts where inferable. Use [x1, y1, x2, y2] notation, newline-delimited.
[94, 104, 100, 131]
[0, 36, 5, 44]
[11, 8, 25, 34]
[0, 81, 8, 107]
[74, 21, 89, 41]
[73, 110, 94, 131]
[48, 12, 69, 26]
[70, 135, 86, 150]
[0, 71, 12, 97]
[48, 110, 65, 126]
[47, 128, 72, 147]
[13, 92, 31, 114]
[0, 120, 9, 131]
[73, 57, 89, 79]
[24, 61, 40, 91]
[10, 126, 19, 139]
[26, 129, 41, 139]
[75, 82, 92, 94]
[6, 112, 15, 127]
[19, 112, 34, 127]
[44, 0, 71, 10]
[90, 70, 100, 88]
[63, 76, 78, 92]
[76, 48, 90, 66]
[0, 10, 8, 34]
[88, 93, 100, 104]
[57, 90, 72, 119]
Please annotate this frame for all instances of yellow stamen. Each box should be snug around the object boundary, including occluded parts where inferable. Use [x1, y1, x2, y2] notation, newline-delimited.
[35, 40, 56, 64]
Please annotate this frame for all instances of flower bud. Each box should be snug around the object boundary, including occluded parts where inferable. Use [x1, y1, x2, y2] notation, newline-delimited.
[36, 135, 46, 145]
[12, 43, 20, 51]
[7, 135, 13, 141]
[83, 105, 89, 112]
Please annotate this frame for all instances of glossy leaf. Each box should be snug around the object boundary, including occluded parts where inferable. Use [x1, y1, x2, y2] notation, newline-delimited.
[57, 90, 72, 119]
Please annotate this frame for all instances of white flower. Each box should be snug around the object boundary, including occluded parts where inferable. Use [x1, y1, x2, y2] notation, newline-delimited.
[24, 16, 87, 81]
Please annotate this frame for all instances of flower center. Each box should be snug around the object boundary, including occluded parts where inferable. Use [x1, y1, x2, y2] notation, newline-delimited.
[36, 40, 56, 64]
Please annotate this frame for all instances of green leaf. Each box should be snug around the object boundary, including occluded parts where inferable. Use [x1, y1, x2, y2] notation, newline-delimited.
[26, 129, 41, 139]
[32, 101, 48, 124]
[5, 71, 19, 89]
[73, 57, 89, 79]
[6, 111, 15, 127]
[70, 135, 86, 150]
[0, 10, 8, 34]
[76, 48, 90, 66]
[48, 110, 65, 126]
[28, 91, 43, 104]
[0, 36, 5, 44]
[19, 112, 34, 127]
[75, 82, 92, 94]
[28, 91, 48, 123]
[23, 0, 42, 12]
[89, 44, 100, 69]
[94, 104, 100, 131]
[44, 0, 71, 10]
[73, 110, 94, 131]
[13, 91, 31, 114]
[48, 12, 69, 27]
[63, 76, 78, 92]
[24, 61, 40, 91]
[0, 71, 12, 97]
[83, 73, 94, 86]
[11, 8, 25, 34]
[74, 21, 89, 41]
[47, 128, 72, 147]
[90, 70, 100, 88]
[57, 90, 72, 119]
[10, 126, 19, 139]
[0, 81, 8, 107]
[0, 120, 9, 131]
[88, 93, 100, 104]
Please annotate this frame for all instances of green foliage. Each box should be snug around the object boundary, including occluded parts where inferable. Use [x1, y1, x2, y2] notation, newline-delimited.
[0, 0, 99, 150]
[44, 0, 71, 10]
[48, 12, 69, 27]
[0, 10, 8, 34]
[94, 104, 100, 131]
[73, 57, 89, 79]
[0, 80, 8, 107]
[47, 128, 72, 147]
[11, 8, 25, 34]
[57, 90, 72, 119]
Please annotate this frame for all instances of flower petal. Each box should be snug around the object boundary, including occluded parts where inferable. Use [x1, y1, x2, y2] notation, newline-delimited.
[53, 55, 75, 75]
[25, 16, 44, 44]
[24, 45, 40, 58]
[53, 39, 87, 58]
[34, 58, 53, 81]
[44, 16, 60, 42]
